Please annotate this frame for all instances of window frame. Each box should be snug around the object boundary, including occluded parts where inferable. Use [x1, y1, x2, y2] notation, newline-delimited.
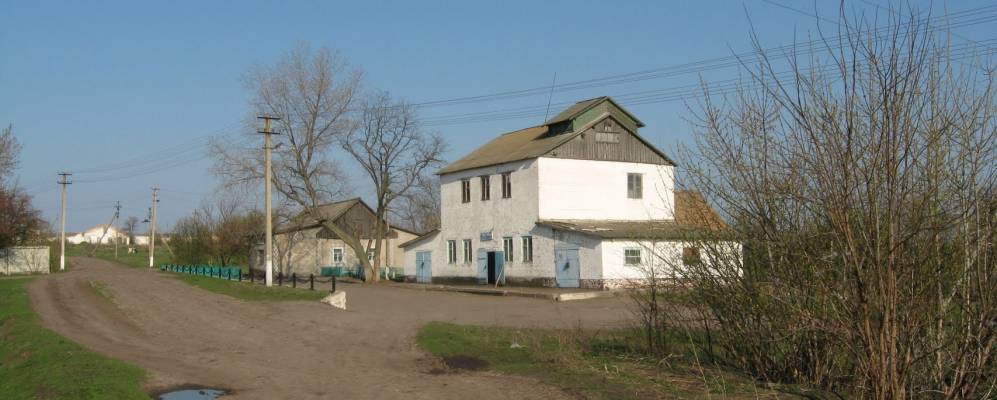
[446, 240, 457, 264]
[462, 239, 473, 263]
[480, 175, 490, 201]
[627, 173, 643, 199]
[460, 179, 471, 203]
[332, 247, 344, 264]
[521, 236, 533, 263]
[683, 246, 701, 266]
[501, 172, 512, 199]
[502, 236, 514, 262]
[367, 249, 376, 262]
[624, 248, 642, 265]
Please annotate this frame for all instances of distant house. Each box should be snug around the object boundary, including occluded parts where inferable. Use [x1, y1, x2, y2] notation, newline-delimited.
[132, 234, 169, 246]
[251, 198, 420, 277]
[401, 96, 736, 289]
[66, 224, 129, 245]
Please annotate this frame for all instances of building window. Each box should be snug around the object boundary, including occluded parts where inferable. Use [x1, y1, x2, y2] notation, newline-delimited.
[624, 248, 642, 265]
[447, 240, 457, 264]
[503, 237, 514, 262]
[461, 179, 471, 203]
[367, 250, 376, 262]
[683, 247, 701, 266]
[627, 173, 643, 199]
[521, 236, 533, 263]
[462, 239, 472, 263]
[332, 248, 344, 264]
[501, 172, 512, 198]
[480, 176, 490, 201]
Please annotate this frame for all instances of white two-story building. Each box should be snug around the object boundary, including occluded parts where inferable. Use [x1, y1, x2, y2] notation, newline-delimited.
[401, 97, 729, 289]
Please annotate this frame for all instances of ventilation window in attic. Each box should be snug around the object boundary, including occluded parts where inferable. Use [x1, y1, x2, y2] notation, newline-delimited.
[595, 120, 620, 143]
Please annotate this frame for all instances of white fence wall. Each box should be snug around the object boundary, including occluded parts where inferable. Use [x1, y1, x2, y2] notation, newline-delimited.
[1, 246, 50, 275]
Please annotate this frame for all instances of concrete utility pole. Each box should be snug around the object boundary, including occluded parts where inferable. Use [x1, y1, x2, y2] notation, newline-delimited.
[113, 201, 121, 259]
[258, 115, 281, 287]
[57, 172, 72, 271]
[148, 187, 159, 268]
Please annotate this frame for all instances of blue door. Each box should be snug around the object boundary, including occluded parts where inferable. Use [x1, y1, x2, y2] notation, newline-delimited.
[555, 248, 580, 288]
[416, 251, 432, 283]
[477, 249, 488, 284]
[478, 250, 506, 285]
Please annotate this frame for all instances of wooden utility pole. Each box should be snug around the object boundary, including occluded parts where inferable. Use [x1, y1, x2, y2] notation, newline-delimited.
[148, 187, 158, 268]
[57, 172, 72, 271]
[258, 115, 281, 287]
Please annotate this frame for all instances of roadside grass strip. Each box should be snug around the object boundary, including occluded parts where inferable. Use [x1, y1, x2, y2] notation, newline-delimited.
[417, 322, 791, 400]
[171, 274, 327, 302]
[0, 278, 148, 399]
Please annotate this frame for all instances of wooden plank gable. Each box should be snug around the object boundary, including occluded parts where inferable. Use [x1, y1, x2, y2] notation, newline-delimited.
[544, 115, 674, 165]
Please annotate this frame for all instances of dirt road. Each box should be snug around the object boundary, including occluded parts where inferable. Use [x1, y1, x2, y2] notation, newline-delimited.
[27, 257, 631, 399]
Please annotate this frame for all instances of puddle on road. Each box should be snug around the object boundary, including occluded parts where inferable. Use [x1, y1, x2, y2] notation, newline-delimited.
[157, 388, 226, 400]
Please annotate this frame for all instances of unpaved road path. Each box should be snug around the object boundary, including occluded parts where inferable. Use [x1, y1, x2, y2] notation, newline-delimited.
[28, 257, 631, 399]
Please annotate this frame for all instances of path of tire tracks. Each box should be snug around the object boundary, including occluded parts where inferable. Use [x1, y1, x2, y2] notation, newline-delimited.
[27, 257, 630, 399]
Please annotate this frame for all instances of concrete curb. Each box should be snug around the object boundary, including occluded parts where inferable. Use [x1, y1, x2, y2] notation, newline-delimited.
[388, 282, 621, 301]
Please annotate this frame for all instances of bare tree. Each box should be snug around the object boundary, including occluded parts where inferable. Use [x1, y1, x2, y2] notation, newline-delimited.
[0, 126, 44, 249]
[343, 91, 445, 281]
[211, 44, 375, 277]
[669, 8, 996, 399]
[394, 172, 441, 233]
[172, 198, 263, 266]
[0, 124, 19, 184]
[122, 216, 140, 244]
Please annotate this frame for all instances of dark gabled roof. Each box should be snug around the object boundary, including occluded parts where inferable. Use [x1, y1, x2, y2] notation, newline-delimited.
[275, 198, 363, 234]
[399, 228, 439, 248]
[276, 198, 424, 238]
[438, 96, 668, 175]
[535, 191, 728, 240]
[546, 96, 645, 127]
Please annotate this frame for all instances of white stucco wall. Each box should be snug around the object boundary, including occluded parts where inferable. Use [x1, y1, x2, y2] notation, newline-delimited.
[601, 239, 743, 287]
[537, 157, 675, 221]
[436, 159, 540, 281]
[67, 226, 130, 245]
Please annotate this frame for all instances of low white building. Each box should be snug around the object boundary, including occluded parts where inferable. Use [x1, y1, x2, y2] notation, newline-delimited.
[401, 97, 735, 289]
[66, 224, 130, 245]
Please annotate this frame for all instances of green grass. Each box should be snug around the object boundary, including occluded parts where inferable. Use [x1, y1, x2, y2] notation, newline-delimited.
[72, 244, 322, 302]
[171, 274, 328, 301]
[417, 322, 791, 400]
[65, 244, 173, 269]
[0, 278, 149, 399]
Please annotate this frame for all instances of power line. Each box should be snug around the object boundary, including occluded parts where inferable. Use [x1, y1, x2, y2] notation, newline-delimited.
[409, 4, 997, 110]
[421, 38, 997, 126]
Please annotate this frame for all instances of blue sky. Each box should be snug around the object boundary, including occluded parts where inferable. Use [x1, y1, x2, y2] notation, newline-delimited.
[1, 0, 993, 231]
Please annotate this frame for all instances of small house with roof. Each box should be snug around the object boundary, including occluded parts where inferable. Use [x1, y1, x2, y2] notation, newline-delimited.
[251, 198, 420, 277]
[400, 97, 734, 288]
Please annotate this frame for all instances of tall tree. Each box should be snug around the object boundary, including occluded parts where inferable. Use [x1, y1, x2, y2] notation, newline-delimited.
[0, 125, 44, 249]
[211, 44, 374, 277]
[395, 172, 441, 234]
[343, 91, 445, 281]
[0, 124, 20, 184]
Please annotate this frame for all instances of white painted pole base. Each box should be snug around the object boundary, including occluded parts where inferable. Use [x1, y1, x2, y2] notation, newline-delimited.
[265, 260, 273, 287]
[60, 255, 65, 271]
